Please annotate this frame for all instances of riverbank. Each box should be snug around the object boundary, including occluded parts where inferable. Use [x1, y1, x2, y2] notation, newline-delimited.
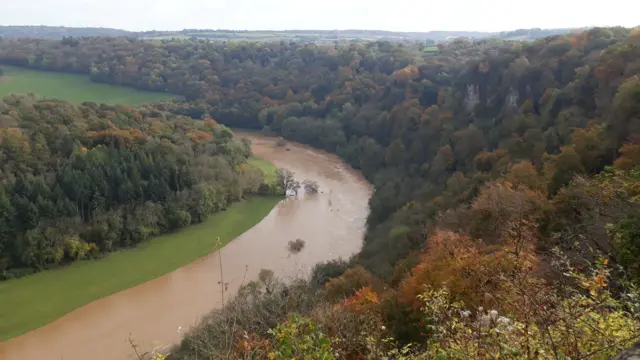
[0, 193, 280, 341]
[0, 134, 371, 360]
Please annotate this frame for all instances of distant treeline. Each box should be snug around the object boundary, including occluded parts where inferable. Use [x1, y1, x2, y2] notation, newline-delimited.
[0, 25, 581, 42]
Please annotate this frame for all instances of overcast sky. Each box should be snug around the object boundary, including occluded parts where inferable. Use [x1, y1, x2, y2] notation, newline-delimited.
[1, 0, 638, 32]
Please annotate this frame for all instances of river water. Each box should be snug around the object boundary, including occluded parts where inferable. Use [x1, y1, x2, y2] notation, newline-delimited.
[0, 133, 372, 360]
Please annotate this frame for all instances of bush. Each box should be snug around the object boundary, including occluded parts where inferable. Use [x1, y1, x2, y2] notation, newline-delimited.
[324, 266, 383, 301]
[302, 179, 319, 194]
[167, 209, 192, 230]
[312, 305, 385, 358]
[257, 183, 271, 195]
[310, 259, 350, 287]
[268, 314, 334, 359]
[287, 239, 305, 254]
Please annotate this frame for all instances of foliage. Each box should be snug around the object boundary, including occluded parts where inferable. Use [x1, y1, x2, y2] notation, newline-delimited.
[267, 314, 334, 360]
[0, 95, 277, 277]
[324, 266, 383, 301]
[310, 258, 350, 287]
[417, 256, 640, 360]
[1, 29, 638, 278]
[3, 28, 640, 359]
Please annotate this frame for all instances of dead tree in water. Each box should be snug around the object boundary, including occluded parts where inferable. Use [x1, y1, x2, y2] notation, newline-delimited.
[303, 179, 319, 194]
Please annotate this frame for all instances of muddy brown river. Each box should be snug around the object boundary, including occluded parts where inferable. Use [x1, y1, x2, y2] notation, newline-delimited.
[0, 133, 371, 360]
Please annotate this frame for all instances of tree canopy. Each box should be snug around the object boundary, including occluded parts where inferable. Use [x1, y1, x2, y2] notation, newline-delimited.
[0, 96, 270, 278]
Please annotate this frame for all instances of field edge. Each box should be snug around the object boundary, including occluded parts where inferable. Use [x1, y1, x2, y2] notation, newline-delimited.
[0, 193, 281, 341]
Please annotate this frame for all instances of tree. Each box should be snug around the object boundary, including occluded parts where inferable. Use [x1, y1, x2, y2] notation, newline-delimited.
[0, 188, 13, 269]
[302, 180, 319, 194]
[276, 168, 296, 196]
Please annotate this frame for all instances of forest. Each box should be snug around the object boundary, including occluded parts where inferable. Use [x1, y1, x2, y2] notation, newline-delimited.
[1, 26, 640, 358]
[0, 96, 270, 278]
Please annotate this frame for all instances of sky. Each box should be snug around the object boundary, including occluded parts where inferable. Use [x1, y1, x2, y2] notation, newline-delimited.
[1, 0, 638, 33]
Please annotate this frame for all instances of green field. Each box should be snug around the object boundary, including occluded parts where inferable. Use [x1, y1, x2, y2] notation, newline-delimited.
[249, 156, 278, 184]
[0, 195, 281, 341]
[0, 65, 176, 105]
[424, 46, 439, 53]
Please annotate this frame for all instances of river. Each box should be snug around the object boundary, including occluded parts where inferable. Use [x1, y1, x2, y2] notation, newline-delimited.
[0, 133, 372, 360]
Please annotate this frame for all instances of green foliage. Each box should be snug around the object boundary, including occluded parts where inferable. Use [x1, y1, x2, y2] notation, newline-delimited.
[608, 215, 640, 280]
[310, 259, 350, 287]
[268, 314, 334, 360]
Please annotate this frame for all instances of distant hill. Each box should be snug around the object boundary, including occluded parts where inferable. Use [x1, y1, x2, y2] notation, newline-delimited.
[0, 26, 132, 38]
[0, 26, 583, 42]
[498, 27, 589, 40]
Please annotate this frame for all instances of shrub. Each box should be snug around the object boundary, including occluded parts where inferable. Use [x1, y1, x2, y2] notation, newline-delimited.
[302, 179, 319, 194]
[267, 314, 334, 360]
[257, 183, 271, 195]
[287, 239, 305, 254]
[325, 266, 383, 301]
[167, 209, 192, 230]
[310, 258, 350, 287]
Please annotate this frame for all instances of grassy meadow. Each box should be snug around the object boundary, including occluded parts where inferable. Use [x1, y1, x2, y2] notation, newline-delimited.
[0, 65, 175, 105]
[0, 195, 281, 341]
[249, 156, 278, 184]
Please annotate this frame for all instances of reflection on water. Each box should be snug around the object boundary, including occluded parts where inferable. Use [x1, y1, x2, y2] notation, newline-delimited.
[0, 133, 372, 360]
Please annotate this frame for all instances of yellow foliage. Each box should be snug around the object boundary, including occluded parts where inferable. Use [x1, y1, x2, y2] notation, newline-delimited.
[339, 286, 380, 315]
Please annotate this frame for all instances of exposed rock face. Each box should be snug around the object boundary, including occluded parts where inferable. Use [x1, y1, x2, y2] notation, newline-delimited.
[464, 84, 480, 112]
[505, 87, 519, 111]
[613, 341, 640, 360]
